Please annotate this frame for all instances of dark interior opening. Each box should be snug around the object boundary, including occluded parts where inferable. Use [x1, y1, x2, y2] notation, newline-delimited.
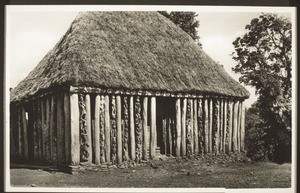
[156, 97, 176, 156]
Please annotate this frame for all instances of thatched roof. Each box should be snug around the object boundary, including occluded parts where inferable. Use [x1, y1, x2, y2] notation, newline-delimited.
[10, 11, 249, 103]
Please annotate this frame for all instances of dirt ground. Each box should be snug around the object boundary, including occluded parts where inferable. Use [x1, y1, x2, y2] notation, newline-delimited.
[10, 157, 291, 188]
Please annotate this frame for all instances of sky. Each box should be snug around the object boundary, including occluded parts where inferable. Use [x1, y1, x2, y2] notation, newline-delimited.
[7, 7, 292, 108]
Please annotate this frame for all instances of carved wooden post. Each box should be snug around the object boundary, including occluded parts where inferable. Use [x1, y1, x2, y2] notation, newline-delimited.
[104, 95, 110, 162]
[85, 94, 92, 163]
[204, 98, 209, 153]
[129, 96, 135, 160]
[193, 99, 198, 155]
[78, 94, 89, 163]
[32, 102, 39, 160]
[111, 95, 117, 165]
[135, 96, 142, 163]
[240, 101, 245, 151]
[175, 98, 181, 156]
[21, 105, 28, 159]
[94, 94, 100, 164]
[50, 95, 57, 164]
[232, 100, 239, 152]
[167, 118, 172, 155]
[37, 100, 43, 160]
[223, 99, 228, 153]
[209, 99, 213, 153]
[57, 93, 65, 164]
[99, 95, 105, 163]
[219, 98, 223, 153]
[17, 108, 23, 157]
[122, 96, 129, 161]
[226, 100, 233, 153]
[198, 99, 204, 154]
[190, 99, 194, 155]
[212, 99, 220, 155]
[181, 98, 187, 156]
[142, 97, 148, 160]
[70, 93, 80, 165]
[186, 99, 192, 157]
[64, 93, 71, 165]
[41, 99, 46, 161]
[45, 97, 51, 162]
[150, 97, 157, 159]
[237, 101, 241, 152]
[116, 95, 122, 164]
[162, 119, 167, 154]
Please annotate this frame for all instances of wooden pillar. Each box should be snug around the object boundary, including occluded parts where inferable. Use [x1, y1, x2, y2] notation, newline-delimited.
[190, 99, 194, 155]
[129, 96, 135, 160]
[212, 99, 220, 155]
[64, 93, 71, 165]
[219, 99, 223, 153]
[197, 99, 204, 154]
[150, 97, 156, 159]
[122, 96, 129, 161]
[162, 119, 167, 154]
[41, 99, 46, 161]
[37, 100, 43, 160]
[99, 95, 105, 163]
[57, 93, 65, 164]
[186, 99, 192, 156]
[232, 100, 239, 152]
[181, 98, 187, 156]
[142, 97, 148, 160]
[50, 95, 57, 164]
[111, 96, 117, 165]
[85, 94, 92, 163]
[116, 95, 122, 164]
[175, 98, 181, 156]
[45, 97, 51, 162]
[240, 101, 245, 151]
[32, 102, 38, 160]
[167, 118, 172, 155]
[223, 99, 228, 153]
[135, 96, 142, 163]
[226, 100, 233, 153]
[104, 95, 111, 162]
[17, 108, 23, 157]
[94, 95, 100, 164]
[193, 99, 198, 155]
[204, 99, 209, 153]
[21, 106, 28, 159]
[209, 99, 213, 153]
[70, 93, 80, 165]
[237, 101, 241, 152]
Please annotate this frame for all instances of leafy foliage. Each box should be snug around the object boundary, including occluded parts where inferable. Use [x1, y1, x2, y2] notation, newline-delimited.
[158, 11, 202, 47]
[232, 13, 292, 163]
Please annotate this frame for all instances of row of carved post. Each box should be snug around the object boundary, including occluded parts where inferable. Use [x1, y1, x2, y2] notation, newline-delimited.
[11, 92, 245, 166]
[173, 98, 245, 157]
[72, 93, 157, 166]
[10, 93, 70, 165]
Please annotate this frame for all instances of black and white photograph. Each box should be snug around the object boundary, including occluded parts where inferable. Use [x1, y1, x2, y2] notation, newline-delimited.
[4, 5, 296, 192]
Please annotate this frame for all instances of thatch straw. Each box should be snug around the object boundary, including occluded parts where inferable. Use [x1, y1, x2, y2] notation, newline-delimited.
[10, 11, 249, 103]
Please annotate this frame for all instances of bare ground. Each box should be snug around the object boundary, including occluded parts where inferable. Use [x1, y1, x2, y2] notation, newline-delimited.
[10, 158, 291, 188]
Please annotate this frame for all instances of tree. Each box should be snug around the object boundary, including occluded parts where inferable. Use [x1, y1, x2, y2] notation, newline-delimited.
[159, 11, 202, 47]
[232, 13, 292, 163]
